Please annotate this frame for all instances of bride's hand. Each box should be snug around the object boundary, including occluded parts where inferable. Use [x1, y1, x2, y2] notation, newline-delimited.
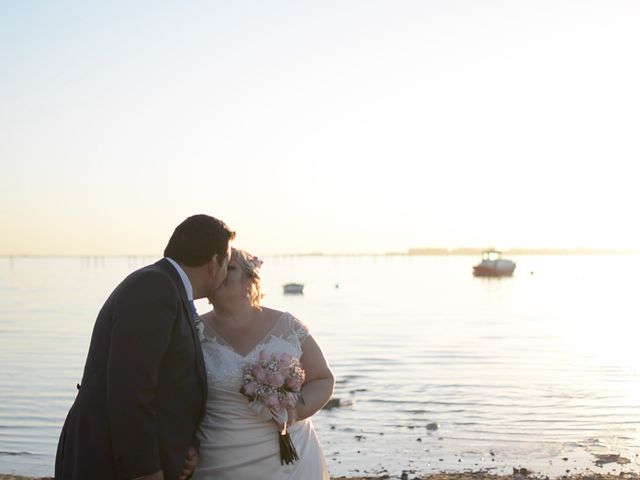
[286, 407, 297, 426]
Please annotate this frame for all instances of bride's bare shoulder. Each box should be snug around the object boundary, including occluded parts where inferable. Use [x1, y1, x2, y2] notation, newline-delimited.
[199, 309, 216, 325]
[259, 307, 287, 322]
[260, 308, 304, 330]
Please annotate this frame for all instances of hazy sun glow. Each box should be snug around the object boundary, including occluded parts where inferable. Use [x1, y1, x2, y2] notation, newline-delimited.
[1, 1, 639, 255]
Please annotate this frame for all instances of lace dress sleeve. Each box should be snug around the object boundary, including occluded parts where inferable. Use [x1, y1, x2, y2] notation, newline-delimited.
[287, 313, 310, 344]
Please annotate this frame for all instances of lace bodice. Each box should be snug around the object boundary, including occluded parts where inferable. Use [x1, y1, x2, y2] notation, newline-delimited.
[192, 311, 329, 479]
[195, 312, 309, 392]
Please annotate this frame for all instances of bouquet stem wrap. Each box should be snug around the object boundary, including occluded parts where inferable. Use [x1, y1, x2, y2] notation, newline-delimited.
[278, 423, 299, 465]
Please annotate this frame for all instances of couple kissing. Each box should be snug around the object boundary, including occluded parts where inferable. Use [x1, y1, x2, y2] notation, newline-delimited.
[55, 214, 334, 480]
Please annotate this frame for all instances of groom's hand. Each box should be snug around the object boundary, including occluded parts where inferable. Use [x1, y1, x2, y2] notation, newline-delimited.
[177, 446, 198, 480]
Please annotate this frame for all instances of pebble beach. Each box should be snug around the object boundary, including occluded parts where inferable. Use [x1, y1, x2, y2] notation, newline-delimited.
[2, 472, 640, 480]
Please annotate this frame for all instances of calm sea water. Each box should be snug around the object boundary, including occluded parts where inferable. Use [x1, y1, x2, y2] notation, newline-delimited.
[1, 255, 640, 478]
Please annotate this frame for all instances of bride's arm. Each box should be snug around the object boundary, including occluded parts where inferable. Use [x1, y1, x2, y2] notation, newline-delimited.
[293, 335, 335, 422]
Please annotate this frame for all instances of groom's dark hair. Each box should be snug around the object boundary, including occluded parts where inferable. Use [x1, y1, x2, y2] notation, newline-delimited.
[164, 214, 235, 267]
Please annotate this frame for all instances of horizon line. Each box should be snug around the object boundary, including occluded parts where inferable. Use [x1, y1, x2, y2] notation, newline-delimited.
[2, 247, 640, 258]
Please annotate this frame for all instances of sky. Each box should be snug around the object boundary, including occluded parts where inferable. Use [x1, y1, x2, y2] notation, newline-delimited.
[1, 1, 639, 255]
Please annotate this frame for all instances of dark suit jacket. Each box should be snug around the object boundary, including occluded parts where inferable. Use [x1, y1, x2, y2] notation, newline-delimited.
[55, 259, 207, 480]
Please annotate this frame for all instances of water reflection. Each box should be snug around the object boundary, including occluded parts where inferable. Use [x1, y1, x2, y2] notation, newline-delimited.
[1, 254, 640, 477]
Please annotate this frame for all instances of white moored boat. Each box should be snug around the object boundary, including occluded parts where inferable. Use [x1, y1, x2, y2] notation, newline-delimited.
[473, 250, 516, 277]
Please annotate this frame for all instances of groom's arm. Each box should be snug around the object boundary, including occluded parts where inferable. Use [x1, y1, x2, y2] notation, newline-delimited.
[107, 270, 177, 479]
[132, 473, 164, 480]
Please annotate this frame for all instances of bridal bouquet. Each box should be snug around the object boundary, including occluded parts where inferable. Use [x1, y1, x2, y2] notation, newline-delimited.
[240, 350, 306, 464]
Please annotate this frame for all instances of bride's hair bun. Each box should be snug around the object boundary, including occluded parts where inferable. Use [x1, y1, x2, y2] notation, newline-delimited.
[232, 247, 264, 308]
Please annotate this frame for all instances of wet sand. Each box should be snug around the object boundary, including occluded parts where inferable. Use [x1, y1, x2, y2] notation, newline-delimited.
[331, 475, 640, 480]
[2, 473, 640, 480]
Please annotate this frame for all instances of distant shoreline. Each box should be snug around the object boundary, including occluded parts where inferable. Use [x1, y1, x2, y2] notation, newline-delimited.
[1, 248, 639, 258]
[406, 247, 640, 256]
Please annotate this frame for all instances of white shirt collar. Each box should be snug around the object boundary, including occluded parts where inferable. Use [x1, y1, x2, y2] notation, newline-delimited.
[164, 257, 194, 301]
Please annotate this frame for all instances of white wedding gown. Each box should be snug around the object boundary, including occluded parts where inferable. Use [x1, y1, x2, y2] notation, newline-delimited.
[192, 312, 329, 480]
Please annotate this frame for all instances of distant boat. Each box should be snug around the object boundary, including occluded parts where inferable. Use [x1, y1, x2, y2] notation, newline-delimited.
[283, 283, 304, 294]
[473, 250, 516, 277]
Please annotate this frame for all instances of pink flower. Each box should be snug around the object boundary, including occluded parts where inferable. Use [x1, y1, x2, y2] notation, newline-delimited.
[242, 381, 257, 396]
[259, 350, 271, 362]
[266, 373, 285, 388]
[252, 364, 267, 383]
[286, 376, 302, 391]
[277, 352, 293, 368]
[264, 393, 282, 411]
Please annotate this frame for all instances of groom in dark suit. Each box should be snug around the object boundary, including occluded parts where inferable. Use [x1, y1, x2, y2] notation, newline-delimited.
[55, 214, 235, 480]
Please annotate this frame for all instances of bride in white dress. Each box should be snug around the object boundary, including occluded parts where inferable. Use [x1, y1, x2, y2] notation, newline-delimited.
[192, 248, 334, 480]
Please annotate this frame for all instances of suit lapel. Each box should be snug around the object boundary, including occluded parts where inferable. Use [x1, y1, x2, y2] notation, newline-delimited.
[181, 299, 208, 422]
[155, 259, 208, 419]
